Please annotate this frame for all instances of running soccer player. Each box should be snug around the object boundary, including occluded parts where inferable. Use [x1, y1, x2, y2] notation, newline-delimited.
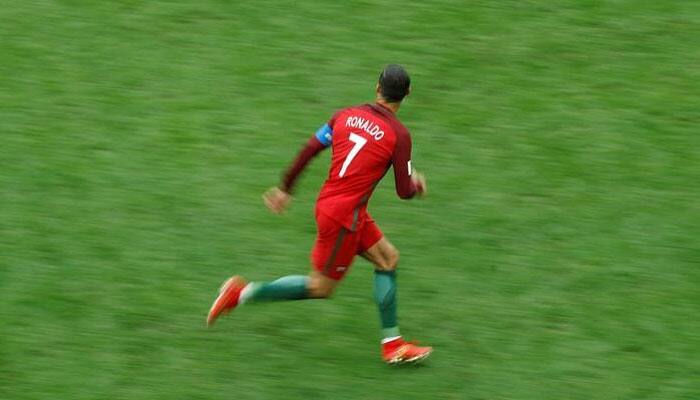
[207, 64, 432, 364]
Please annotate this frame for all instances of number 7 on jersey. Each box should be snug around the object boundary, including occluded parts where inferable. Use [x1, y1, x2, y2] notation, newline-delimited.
[338, 132, 367, 177]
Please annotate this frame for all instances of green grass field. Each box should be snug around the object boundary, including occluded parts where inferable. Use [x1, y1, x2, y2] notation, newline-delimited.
[2, 1, 699, 399]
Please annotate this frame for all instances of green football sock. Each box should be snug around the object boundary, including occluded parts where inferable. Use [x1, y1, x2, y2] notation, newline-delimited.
[240, 275, 310, 303]
[374, 270, 400, 339]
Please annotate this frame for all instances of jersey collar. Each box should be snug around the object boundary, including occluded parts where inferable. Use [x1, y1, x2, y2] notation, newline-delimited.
[369, 102, 396, 117]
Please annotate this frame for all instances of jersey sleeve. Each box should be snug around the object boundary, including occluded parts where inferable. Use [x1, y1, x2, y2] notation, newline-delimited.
[313, 108, 345, 147]
[280, 134, 327, 194]
[280, 109, 346, 193]
[391, 126, 418, 199]
[280, 111, 342, 193]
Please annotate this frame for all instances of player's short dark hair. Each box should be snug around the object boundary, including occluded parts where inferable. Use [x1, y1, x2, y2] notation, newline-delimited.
[378, 64, 410, 103]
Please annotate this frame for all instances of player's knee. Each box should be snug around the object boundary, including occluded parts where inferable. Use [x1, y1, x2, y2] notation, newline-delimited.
[389, 249, 399, 269]
[385, 248, 400, 270]
[307, 279, 335, 299]
[308, 286, 334, 299]
[377, 248, 399, 271]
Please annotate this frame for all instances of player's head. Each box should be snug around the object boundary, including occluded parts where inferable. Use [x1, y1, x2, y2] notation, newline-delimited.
[376, 64, 411, 103]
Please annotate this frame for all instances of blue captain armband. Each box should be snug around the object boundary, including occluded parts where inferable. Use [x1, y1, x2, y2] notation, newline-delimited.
[315, 123, 333, 147]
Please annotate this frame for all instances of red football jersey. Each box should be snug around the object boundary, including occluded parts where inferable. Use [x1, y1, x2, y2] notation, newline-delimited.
[282, 103, 417, 230]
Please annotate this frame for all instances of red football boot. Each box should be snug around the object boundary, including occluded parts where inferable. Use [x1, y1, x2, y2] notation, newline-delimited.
[207, 276, 248, 326]
[382, 337, 433, 364]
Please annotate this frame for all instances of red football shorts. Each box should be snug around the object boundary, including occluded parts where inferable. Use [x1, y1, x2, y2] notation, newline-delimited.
[311, 211, 384, 280]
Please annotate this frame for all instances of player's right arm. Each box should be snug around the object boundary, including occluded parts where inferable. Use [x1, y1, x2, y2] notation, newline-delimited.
[280, 123, 332, 194]
[391, 128, 426, 199]
[263, 123, 334, 214]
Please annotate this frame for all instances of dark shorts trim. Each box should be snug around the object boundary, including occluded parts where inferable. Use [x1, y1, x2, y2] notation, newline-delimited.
[322, 228, 347, 276]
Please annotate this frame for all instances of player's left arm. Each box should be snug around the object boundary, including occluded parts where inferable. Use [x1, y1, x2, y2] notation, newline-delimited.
[280, 123, 332, 194]
[263, 123, 334, 214]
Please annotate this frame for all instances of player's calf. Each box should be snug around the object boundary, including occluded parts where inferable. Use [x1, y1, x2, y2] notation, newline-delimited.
[207, 274, 314, 326]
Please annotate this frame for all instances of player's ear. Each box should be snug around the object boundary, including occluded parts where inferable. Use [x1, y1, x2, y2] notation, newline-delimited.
[406, 86, 411, 97]
[376, 83, 382, 95]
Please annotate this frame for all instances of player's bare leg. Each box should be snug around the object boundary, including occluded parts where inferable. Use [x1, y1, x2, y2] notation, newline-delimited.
[362, 237, 433, 364]
[307, 271, 340, 298]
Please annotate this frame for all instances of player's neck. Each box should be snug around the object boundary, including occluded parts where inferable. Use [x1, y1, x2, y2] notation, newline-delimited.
[375, 99, 401, 114]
